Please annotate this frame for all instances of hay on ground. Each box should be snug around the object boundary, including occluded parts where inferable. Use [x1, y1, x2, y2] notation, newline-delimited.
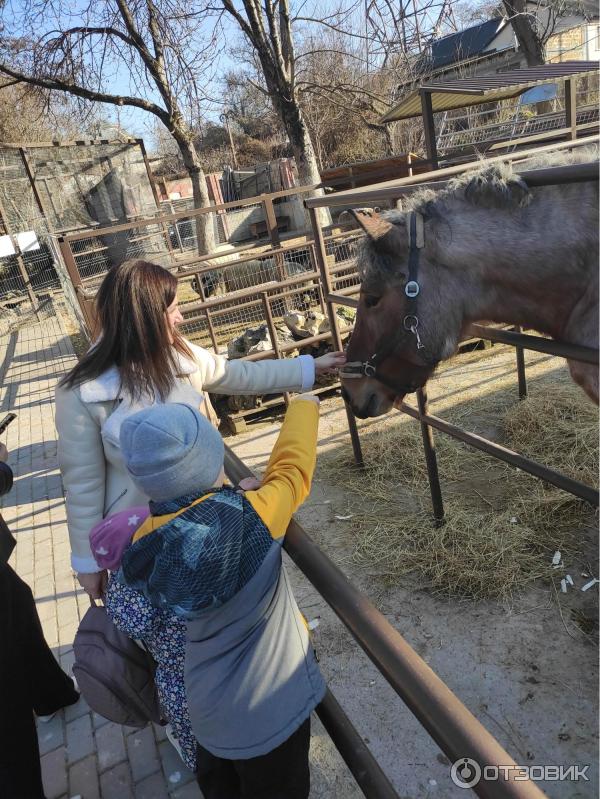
[319, 360, 598, 601]
[503, 384, 598, 486]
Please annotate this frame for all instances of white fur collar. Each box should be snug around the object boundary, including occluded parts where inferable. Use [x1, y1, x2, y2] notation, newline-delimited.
[79, 351, 198, 403]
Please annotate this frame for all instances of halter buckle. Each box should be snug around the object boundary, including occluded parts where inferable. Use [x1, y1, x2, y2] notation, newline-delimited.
[405, 280, 420, 298]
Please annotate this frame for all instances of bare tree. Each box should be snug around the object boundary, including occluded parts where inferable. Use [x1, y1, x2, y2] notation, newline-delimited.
[502, 0, 581, 66]
[0, 0, 220, 252]
[219, 0, 323, 193]
[503, 0, 546, 64]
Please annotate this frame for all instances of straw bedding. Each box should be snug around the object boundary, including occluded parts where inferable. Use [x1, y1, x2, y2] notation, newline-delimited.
[318, 355, 598, 600]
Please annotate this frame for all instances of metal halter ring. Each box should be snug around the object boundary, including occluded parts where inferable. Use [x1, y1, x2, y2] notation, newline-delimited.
[405, 280, 420, 298]
[403, 314, 419, 332]
[364, 362, 376, 377]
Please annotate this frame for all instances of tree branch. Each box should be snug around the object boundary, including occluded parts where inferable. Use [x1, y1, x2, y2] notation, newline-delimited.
[146, 0, 165, 64]
[0, 62, 170, 125]
[115, 0, 154, 63]
[220, 0, 255, 42]
[41, 26, 136, 49]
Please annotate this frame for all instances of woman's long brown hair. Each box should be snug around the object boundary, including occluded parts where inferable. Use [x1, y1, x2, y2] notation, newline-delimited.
[60, 260, 193, 400]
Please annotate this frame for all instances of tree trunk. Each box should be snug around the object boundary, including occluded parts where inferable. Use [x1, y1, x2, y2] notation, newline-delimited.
[503, 0, 554, 113]
[503, 0, 545, 66]
[173, 130, 216, 255]
[276, 95, 331, 228]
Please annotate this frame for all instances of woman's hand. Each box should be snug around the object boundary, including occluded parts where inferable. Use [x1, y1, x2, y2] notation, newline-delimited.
[314, 351, 346, 376]
[77, 570, 108, 602]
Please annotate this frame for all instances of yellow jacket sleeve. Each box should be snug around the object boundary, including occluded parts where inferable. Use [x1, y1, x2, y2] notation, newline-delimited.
[245, 398, 319, 540]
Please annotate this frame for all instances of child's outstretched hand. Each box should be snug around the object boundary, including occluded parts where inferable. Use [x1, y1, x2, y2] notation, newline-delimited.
[236, 476, 262, 493]
[297, 393, 320, 405]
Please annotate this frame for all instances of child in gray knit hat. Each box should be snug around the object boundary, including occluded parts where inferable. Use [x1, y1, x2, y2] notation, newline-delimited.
[105, 395, 324, 799]
[119, 401, 225, 501]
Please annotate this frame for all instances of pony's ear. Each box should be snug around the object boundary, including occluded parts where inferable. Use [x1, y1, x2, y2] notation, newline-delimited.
[349, 209, 405, 254]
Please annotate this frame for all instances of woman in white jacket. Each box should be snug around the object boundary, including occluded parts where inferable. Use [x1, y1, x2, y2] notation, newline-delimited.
[55, 259, 344, 599]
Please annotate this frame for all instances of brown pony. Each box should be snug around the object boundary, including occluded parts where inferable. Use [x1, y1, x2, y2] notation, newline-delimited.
[341, 150, 599, 418]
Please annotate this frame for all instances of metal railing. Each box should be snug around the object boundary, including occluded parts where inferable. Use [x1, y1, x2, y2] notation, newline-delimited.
[56, 182, 322, 293]
[305, 135, 599, 209]
[327, 289, 599, 514]
[308, 144, 599, 517]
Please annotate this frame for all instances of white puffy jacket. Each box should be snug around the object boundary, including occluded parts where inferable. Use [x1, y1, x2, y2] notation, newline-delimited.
[55, 340, 314, 573]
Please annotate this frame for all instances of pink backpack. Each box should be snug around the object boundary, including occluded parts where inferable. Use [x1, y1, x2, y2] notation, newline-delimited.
[89, 506, 150, 570]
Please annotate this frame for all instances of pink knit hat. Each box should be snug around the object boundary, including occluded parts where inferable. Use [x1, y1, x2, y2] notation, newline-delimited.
[89, 506, 150, 571]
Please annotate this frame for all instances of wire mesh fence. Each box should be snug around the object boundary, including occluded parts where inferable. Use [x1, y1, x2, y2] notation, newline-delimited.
[436, 77, 600, 154]
[161, 195, 307, 250]
[0, 214, 62, 303]
[42, 173, 363, 417]
[324, 233, 362, 293]
[72, 222, 173, 290]
[58, 186, 319, 303]
[176, 240, 323, 351]
[0, 148, 41, 233]
[0, 140, 160, 309]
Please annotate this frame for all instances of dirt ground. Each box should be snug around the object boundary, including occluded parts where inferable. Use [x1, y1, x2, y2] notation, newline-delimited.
[225, 344, 599, 799]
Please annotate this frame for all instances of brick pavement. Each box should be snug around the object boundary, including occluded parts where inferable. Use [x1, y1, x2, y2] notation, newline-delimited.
[0, 313, 201, 799]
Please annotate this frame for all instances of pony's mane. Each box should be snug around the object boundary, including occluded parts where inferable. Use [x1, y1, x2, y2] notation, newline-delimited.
[356, 145, 598, 285]
[400, 145, 598, 212]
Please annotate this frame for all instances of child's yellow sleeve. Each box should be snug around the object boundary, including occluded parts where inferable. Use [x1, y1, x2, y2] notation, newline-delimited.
[245, 398, 319, 539]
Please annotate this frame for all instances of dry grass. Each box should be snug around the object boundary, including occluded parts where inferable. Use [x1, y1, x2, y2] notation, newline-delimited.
[504, 384, 598, 486]
[319, 360, 598, 600]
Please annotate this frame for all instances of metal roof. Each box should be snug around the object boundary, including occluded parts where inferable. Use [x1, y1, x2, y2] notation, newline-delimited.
[426, 18, 505, 70]
[380, 61, 600, 122]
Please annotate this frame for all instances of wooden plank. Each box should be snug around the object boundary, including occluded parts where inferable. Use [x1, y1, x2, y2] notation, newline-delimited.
[420, 90, 439, 170]
[564, 78, 578, 141]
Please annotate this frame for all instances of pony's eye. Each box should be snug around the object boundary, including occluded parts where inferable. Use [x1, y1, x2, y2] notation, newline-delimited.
[364, 294, 380, 308]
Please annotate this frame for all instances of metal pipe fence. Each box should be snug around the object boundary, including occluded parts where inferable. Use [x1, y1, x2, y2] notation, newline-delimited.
[308, 147, 599, 524]
[305, 135, 599, 209]
[56, 183, 320, 294]
[225, 446, 548, 799]
[297, 149, 599, 792]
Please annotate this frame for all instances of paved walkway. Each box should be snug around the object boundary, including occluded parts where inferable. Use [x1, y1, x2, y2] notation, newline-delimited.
[0, 313, 201, 799]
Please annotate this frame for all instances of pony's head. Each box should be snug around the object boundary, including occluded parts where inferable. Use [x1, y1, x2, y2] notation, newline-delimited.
[339, 162, 545, 417]
[341, 207, 458, 418]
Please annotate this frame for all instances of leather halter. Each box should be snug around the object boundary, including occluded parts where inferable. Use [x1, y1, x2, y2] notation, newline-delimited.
[341, 211, 431, 394]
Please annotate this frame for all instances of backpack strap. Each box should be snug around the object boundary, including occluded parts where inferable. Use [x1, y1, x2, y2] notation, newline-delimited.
[132, 492, 215, 544]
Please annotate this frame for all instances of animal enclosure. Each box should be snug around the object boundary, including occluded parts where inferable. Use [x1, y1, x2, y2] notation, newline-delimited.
[0, 140, 158, 304]
[305, 136, 599, 548]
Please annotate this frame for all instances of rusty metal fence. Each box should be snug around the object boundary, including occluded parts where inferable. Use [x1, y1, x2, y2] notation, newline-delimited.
[305, 134, 600, 514]
[55, 183, 321, 294]
[54, 187, 357, 428]
[226, 446, 548, 799]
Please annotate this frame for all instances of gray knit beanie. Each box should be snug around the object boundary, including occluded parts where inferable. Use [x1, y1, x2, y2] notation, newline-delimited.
[120, 403, 224, 502]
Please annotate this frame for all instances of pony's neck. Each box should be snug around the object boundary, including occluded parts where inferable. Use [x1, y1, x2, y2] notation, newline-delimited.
[436, 213, 585, 341]
[465, 266, 576, 340]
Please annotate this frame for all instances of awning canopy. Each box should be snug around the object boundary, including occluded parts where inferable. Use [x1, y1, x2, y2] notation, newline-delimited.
[380, 61, 600, 122]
